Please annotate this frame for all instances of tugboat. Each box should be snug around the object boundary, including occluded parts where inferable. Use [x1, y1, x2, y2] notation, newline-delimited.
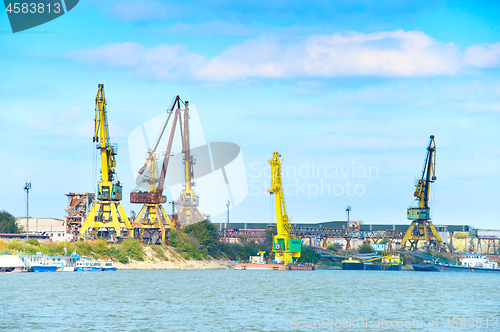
[412, 254, 500, 273]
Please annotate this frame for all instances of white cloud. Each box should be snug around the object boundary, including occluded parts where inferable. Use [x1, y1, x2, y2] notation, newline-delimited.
[68, 42, 205, 80]
[197, 30, 462, 79]
[463, 43, 500, 68]
[69, 29, 500, 81]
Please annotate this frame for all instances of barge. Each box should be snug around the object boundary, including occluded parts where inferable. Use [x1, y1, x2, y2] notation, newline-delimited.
[412, 254, 500, 273]
[234, 262, 315, 270]
[342, 253, 403, 271]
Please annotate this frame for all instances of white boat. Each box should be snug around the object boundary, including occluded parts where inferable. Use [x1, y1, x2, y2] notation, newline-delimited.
[461, 254, 499, 269]
[102, 260, 117, 271]
[32, 254, 77, 272]
[75, 258, 102, 271]
[0, 254, 24, 273]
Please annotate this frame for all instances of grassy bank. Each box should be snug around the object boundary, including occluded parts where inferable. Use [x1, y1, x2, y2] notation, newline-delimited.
[0, 238, 145, 263]
[0, 220, 321, 265]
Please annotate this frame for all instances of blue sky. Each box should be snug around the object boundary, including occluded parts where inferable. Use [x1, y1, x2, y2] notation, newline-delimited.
[1, 0, 499, 229]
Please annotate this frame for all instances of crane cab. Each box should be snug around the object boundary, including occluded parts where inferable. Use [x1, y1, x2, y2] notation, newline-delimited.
[98, 183, 123, 201]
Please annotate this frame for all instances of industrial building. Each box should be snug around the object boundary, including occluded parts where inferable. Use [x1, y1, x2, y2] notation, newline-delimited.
[15, 217, 69, 242]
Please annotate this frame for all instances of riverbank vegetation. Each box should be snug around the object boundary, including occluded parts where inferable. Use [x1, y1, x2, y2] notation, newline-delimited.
[0, 211, 23, 233]
[0, 220, 320, 264]
[169, 220, 319, 264]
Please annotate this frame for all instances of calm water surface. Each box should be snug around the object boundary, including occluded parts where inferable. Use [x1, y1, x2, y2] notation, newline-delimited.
[0, 270, 498, 331]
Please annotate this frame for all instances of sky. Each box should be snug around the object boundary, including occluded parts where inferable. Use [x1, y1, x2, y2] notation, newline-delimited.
[1, 0, 499, 229]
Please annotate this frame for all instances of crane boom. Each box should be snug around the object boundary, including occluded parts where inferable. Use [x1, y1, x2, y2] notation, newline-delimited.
[93, 84, 121, 201]
[80, 84, 132, 239]
[408, 135, 436, 220]
[269, 152, 301, 265]
[402, 135, 443, 250]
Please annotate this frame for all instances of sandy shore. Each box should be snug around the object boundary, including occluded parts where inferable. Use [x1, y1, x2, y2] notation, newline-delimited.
[114, 246, 230, 270]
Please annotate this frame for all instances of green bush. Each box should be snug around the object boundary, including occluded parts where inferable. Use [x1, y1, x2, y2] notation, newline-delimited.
[120, 239, 144, 261]
[26, 238, 40, 246]
[76, 241, 93, 258]
[327, 243, 341, 252]
[93, 239, 110, 257]
[169, 230, 203, 260]
[183, 220, 220, 257]
[296, 246, 320, 264]
[151, 245, 167, 260]
[358, 243, 374, 254]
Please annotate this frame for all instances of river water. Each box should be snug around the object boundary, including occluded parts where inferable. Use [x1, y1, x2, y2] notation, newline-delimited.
[0, 269, 498, 331]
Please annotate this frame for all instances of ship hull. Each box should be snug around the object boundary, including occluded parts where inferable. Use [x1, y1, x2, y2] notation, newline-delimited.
[234, 263, 315, 270]
[342, 262, 401, 271]
[412, 262, 500, 273]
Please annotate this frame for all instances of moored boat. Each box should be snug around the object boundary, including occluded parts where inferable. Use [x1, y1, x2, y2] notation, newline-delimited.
[102, 260, 117, 271]
[234, 262, 315, 270]
[412, 254, 500, 273]
[342, 253, 403, 271]
[0, 254, 25, 273]
[32, 254, 78, 272]
[75, 257, 101, 271]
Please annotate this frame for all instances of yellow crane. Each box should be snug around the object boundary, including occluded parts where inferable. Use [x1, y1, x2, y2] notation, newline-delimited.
[175, 99, 203, 225]
[269, 152, 301, 264]
[80, 84, 132, 240]
[401, 135, 443, 250]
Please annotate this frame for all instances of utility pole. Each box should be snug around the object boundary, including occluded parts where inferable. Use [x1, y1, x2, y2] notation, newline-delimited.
[24, 181, 31, 240]
[226, 200, 230, 225]
[346, 205, 351, 223]
[169, 201, 175, 215]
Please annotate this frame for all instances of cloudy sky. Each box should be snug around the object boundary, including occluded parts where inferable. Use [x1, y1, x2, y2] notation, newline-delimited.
[1, 0, 499, 229]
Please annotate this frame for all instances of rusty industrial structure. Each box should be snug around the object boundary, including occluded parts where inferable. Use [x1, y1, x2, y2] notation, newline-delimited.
[130, 95, 204, 244]
[219, 225, 405, 251]
[65, 192, 95, 240]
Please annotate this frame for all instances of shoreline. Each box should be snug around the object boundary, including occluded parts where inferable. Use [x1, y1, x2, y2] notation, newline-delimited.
[114, 246, 230, 270]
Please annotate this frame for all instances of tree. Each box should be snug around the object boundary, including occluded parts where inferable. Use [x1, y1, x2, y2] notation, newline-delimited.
[0, 210, 23, 233]
[358, 242, 374, 254]
[264, 227, 277, 251]
[327, 243, 342, 252]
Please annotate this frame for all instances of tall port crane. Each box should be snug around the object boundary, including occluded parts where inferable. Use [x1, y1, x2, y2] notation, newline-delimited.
[80, 84, 132, 239]
[176, 98, 203, 225]
[269, 152, 302, 264]
[130, 97, 182, 243]
[401, 135, 443, 250]
[130, 96, 202, 243]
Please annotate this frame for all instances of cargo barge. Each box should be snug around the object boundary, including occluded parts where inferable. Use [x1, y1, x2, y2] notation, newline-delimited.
[412, 254, 500, 273]
[341, 253, 403, 271]
[234, 262, 315, 270]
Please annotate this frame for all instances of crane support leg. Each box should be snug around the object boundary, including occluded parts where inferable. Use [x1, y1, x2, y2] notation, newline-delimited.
[110, 202, 121, 236]
[80, 201, 131, 239]
[154, 205, 166, 244]
[159, 205, 176, 230]
[402, 220, 443, 250]
[81, 203, 100, 235]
